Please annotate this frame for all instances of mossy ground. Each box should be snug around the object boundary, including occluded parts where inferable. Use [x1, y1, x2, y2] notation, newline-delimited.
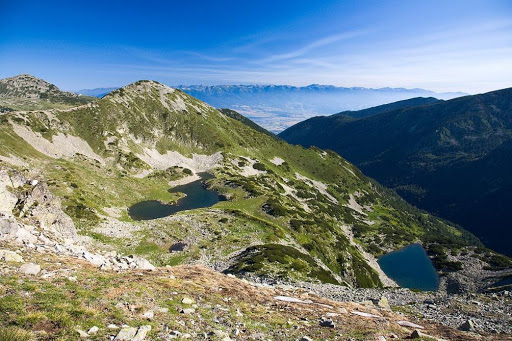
[228, 244, 340, 284]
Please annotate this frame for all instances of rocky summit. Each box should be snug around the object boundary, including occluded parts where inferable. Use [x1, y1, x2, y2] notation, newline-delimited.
[0, 75, 511, 340]
[0, 74, 94, 112]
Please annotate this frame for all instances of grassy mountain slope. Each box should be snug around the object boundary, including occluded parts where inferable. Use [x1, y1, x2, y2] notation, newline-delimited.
[0, 78, 508, 293]
[218, 108, 277, 138]
[278, 97, 440, 147]
[414, 139, 512, 254]
[334, 97, 440, 119]
[280, 87, 512, 257]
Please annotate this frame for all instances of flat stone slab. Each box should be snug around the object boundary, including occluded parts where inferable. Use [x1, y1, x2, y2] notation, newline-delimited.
[397, 320, 424, 329]
[351, 311, 383, 319]
[274, 295, 309, 304]
[114, 326, 137, 340]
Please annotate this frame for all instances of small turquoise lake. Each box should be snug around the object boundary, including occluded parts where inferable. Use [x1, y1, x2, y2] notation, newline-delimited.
[128, 173, 221, 220]
[378, 244, 439, 291]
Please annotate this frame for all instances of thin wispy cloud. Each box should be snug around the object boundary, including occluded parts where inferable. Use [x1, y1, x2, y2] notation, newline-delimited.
[1, 0, 511, 92]
[257, 30, 370, 63]
[182, 52, 236, 63]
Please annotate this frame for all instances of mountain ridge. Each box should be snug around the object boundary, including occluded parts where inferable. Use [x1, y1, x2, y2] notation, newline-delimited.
[280, 86, 512, 257]
[333, 96, 441, 118]
[78, 84, 467, 132]
[174, 84, 466, 96]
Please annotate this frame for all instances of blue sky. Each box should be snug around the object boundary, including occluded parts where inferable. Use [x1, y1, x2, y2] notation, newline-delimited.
[1, 0, 511, 93]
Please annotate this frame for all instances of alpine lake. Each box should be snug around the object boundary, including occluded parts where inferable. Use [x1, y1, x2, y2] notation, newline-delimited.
[378, 243, 439, 291]
[128, 172, 222, 220]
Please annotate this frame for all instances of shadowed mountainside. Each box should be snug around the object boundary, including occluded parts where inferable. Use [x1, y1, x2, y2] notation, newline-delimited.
[280, 88, 512, 256]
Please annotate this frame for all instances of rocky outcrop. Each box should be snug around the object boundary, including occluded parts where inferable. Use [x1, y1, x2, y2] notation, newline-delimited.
[438, 253, 512, 294]
[0, 168, 78, 244]
[0, 74, 83, 100]
[0, 167, 155, 271]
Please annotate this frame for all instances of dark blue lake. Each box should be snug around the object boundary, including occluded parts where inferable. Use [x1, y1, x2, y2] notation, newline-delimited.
[378, 243, 439, 291]
[128, 172, 221, 220]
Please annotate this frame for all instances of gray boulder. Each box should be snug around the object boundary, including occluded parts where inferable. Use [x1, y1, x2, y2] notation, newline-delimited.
[320, 318, 335, 328]
[377, 296, 391, 310]
[459, 319, 476, 332]
[114, 326, 137, 340]
[132, 325, 151, 341]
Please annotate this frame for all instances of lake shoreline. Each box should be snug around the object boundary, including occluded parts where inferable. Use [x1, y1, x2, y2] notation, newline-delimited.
[168, 173, 201, 187]
[128, 172, 220, 221]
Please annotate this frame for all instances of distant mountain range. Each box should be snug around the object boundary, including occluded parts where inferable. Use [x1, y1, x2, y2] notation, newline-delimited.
[78, 85, 467, 133]
[280, 88, 512, 256]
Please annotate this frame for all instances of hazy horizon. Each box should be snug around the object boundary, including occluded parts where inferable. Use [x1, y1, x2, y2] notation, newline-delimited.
[73, 82, 468, 94]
